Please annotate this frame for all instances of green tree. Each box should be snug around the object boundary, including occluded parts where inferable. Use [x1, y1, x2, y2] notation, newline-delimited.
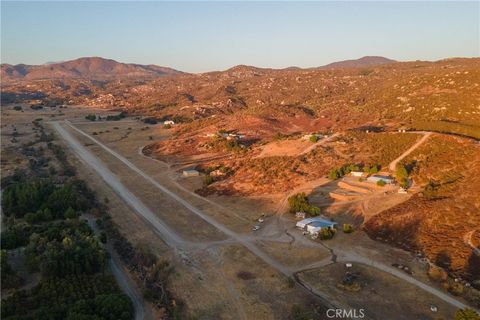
[455, 308, 480, 320]
[203, 175, 214, 186]
[65, 207, 77, 219]
[396, 165, 409, 180]
[343, 224, 355, 233]
[328, 168, 340, 180]
[369, 165, 379, 174]
[377, 180, 386, 187]
[85, 114, 96, 121]
[309, 135, 319, 143]
[288, 193, 310, 213]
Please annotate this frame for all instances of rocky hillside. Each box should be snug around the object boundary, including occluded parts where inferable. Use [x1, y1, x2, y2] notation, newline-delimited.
[2, 58, 479, 138]
[364, 135, 480, 282]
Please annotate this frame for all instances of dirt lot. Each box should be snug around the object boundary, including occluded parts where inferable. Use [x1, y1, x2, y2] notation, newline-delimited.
[298, 263, 457, 320]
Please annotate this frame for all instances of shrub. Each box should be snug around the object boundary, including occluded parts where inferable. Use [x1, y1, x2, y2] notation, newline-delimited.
[64, 207, 77, 219]
[318, 228, 335, 240]
[328, 169, 340, 180]
[288, 193, 310, 213]
[343, 224, 355, 233]
[377, 180, 386, 187]
[85, 114, 96, 121]
[309, 135, 319, 143]
[454, 308, 480, 320]
[396, 165, 409, 180]
[203, 175, 214, 186]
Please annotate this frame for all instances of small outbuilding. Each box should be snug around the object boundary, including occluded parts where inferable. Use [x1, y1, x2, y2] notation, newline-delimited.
[182, 169, 199, 177]
[350, 171, 364, 177]
[295, 212, 306, 220]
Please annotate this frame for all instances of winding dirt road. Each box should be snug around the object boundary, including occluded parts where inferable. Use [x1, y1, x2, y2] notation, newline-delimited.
[388, 132, 432, 171]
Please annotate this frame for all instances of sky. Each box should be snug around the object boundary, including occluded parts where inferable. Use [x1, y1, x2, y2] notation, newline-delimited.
[1, 1, 479, 72]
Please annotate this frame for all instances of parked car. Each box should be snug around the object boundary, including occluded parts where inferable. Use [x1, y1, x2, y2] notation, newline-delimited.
[252, 225, 261, 231]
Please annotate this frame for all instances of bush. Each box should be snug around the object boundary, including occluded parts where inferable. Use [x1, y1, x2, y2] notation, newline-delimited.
[377, 180, 386, 187]
[343, 224, 355, 233]
[203, 175, 214, 186]
[318, 228, 336, 240]
[396, 165, 409, 180]
[85, 114, 96, 121]
[309, 135, 319, 143]
[143, 117, 157, 124]
[455, 308, 480, 320]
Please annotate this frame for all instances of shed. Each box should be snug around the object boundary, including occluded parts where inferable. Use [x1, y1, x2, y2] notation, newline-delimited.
[295, 212, 306, 220]
[350, 171, 364, 177]
[183, 169, 199, 177]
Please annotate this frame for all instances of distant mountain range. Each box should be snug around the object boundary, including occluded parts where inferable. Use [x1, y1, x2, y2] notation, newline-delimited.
[319, 56, 396, 69]
[1, 57, 185, 81]
[1, 56, 396, 81]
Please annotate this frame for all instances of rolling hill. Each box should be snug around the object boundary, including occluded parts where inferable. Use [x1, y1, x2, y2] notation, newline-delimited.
[1, 57, 185, 81]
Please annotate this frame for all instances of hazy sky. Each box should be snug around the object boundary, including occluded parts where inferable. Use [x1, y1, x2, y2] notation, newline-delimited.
[1, 1, 479, 72]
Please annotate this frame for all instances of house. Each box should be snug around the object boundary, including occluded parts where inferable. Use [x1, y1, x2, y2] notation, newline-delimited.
[305, 220, 338, 236]
[182, 169, 199, 177]
[296, 218, 317, 230]
[295, 212, 306, 220]
[164, 120, 175, 125]
[350, 171, 364, 177]
[367, 175, 394, 184]
[296, 218, 337, 235]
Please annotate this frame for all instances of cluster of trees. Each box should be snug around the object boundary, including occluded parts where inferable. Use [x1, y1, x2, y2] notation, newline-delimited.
[1, 250, 22, 289]
[318, 228, 336, 240]
[288, 193, 320, 216]
[328, 164, 360, 180]
[48, 142, 76, 176]
[106, 111, 127, 121]
[1, 179, 89, 220]
[85, 114, 97, 121]
[1, 137, 133, 320]
[2, 274, 133, 320]
[143, 117, 158, 124]
[396, 164, 410, 188]
[96, 214, 182, 317]
[328, 163, 380, 180]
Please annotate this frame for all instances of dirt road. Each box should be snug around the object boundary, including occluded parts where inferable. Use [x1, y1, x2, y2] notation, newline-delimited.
[299, 133, 341, 155]
[388, 132, 432, 171]
[54, 120, 476, 313]
[464, 230, 480, 256]
[85, 216, 148, 320]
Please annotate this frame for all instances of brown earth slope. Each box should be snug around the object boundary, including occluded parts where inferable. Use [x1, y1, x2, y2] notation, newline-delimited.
[364, 135, 480, 282]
